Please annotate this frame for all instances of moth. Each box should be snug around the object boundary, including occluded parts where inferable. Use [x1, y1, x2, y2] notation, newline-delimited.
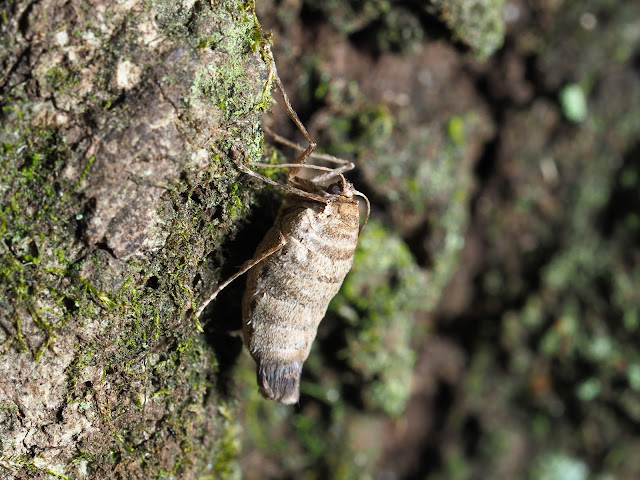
[196, 47, 369, 404]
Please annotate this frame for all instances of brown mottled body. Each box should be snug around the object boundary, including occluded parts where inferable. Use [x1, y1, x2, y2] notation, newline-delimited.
[195, 46, 369, 404]
[243, 191, 360, 404]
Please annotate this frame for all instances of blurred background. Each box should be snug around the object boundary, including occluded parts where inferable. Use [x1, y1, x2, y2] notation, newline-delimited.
[218, 1, 640, 478]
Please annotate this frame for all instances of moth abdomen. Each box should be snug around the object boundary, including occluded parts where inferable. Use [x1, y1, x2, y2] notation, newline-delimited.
[257, 359, 302, 405]
[241, 200, 360, 403]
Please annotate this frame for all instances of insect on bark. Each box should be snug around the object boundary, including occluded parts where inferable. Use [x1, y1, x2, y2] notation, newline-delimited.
[196, 47, 370, 404]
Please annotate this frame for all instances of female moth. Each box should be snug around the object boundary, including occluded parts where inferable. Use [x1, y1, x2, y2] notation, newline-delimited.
[196, 47, 369, 404]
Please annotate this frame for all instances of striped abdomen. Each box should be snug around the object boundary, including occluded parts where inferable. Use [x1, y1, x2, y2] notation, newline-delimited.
[242, 196, 360, 404]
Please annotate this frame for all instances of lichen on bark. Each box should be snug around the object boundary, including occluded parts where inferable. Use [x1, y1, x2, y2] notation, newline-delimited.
[0, 0, 268, 478]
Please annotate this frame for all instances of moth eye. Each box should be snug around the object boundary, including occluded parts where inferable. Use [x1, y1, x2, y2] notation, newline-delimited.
[327, 182, 342, 195]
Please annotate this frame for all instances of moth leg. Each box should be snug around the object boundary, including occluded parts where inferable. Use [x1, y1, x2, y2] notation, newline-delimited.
[310, 164, 356, 184]
[265, 48, 317, 179]
[264, 125, 354, 168]
[231, 148, 328, 203]
[264, 47, 357, 185]
[196, 233, 287, 318]
[263, 126, 355, 184]
[247, 162, 344, 174]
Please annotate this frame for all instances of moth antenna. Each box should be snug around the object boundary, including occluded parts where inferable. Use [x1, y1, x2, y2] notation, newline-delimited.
[339, 172, 347, 189]
[248, 162, 342, 174]
[354, 189, 370, 233]
[248, 162, 355, 186]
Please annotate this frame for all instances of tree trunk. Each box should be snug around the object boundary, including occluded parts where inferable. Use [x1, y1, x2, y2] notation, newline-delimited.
[0, 0, 265, 478]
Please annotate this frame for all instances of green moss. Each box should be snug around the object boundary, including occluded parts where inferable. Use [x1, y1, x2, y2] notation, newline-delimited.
[331, 220, 426, 415]
[447, 115, 466, 145]
[0, 125, 108, 359]
[209, 402, 242, 478]
[560, 83, 588, 123]
[303, 0, 391, 36]
[304, 0, 504, 56]
[191, 0, 267, 125]
[374, 6, 424, 53]
[531, 453, 589, 480]
[431, 0, 506, 59]
[45, 67, 79, 91]
[194, 58, 254, 123]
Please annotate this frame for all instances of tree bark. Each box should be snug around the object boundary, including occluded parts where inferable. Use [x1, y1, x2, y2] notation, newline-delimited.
[0, 0, 265, 478]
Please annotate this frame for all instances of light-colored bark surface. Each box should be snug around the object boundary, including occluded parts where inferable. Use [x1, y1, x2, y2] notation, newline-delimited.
[0, 0, 267, 477]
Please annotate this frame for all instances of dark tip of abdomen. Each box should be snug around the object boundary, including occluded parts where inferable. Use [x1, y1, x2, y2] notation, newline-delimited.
[257, 359, 302, 405]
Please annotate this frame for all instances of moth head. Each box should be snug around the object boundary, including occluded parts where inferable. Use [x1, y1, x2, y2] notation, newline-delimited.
[326, 178, 370, 234]
[257, 359, 302, 405]
[326, 178, 354, 198]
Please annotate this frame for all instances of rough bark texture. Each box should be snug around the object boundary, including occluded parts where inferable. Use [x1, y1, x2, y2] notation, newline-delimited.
[0, 0, 267, 478]
[4, 0, 639, 478]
